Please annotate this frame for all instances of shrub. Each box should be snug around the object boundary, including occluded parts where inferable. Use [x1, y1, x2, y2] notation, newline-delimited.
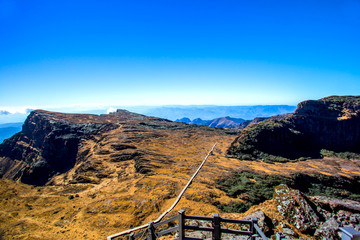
[217, 171, 360, 213]
[320, 149, 360, 160]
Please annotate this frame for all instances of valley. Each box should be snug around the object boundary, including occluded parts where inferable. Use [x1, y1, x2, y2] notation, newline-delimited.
[0, 97, 359, 240]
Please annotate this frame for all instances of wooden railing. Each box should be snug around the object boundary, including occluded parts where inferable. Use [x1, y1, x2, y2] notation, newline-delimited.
[109, 210, 270, 240]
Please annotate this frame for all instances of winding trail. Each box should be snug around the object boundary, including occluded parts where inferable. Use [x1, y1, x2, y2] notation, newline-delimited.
[107, 142, 217, 240]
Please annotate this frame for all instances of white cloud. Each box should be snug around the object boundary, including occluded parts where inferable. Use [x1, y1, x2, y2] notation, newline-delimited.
[0, 107, 32, 114]
[106, 107, 117, 114]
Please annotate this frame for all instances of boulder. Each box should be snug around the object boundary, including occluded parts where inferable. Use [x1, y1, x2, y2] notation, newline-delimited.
[309, 196, 360, 213]
[274, 184, 320, 234]
[314, 218, 340, 240]
[244, 210, 273, 235]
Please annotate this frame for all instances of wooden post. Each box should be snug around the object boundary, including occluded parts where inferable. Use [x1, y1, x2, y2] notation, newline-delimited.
[212, 213, 221, 240]
[178, 210, 185, 240]
[250, 217, 258, 240]
[148, 221, 156, 240]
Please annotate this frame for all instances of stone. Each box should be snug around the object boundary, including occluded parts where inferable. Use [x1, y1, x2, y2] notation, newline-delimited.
[274, 184, 320, 234]
[282, 227, 295, 236]
[314, 218, 340, 240]
[309, 196, 360, 213]
[244, 210, 273, 235]
[0, 110, 117, 185]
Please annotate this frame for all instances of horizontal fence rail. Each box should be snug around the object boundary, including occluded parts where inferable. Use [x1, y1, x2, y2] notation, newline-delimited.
[109, 211, 360, 240]
[107, 143, 218, 240]
[110, 210, 271, 240]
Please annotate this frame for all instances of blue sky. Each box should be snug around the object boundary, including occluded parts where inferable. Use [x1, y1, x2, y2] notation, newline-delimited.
[1, 0, 360, 117]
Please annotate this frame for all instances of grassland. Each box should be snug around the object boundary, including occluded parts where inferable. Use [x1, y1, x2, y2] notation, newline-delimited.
[0, 110, 360, 239]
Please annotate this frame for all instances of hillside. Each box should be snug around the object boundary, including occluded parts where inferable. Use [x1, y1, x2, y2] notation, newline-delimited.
[176, 116, 246, 128]
[0, 107, 359, 239]
[228, 96, 360, 162]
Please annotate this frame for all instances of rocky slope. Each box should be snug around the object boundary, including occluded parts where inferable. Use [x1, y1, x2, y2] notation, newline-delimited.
[0, 106, 359, 239]
[228, 96, 360, 161]
[0, 111, 118, 185]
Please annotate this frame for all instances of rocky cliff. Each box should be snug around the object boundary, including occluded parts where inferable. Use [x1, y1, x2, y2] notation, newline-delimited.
[0, 109, 238, 187]
[0, 110, 118, 185]
[0, 105, 359, 239]
[228, 96, 360, 161]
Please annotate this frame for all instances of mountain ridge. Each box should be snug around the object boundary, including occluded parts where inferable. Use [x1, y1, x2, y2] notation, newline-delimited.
[228, 95, 360, 161]
[0, 99, 359, 239]
[176, 116, 246, 128]
[129, 105, 296, 121]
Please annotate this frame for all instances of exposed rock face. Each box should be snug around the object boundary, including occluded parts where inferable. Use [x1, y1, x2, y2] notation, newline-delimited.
[244, 210, 273, 236]
[228, 96, 360, 160]
[0, 110, 117, 185]
[314, 218, 340, 240]
[274, 184, 320, 234]
[272, 184, 360, 239]
[309, 196, 360, 213]
[0, 109, 236, 187]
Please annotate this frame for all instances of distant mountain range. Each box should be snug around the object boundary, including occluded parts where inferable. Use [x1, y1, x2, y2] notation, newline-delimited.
[176, 114, 293, 129]
[176, 116, 246, 128]
[125, 105, 296, 121]
[0, 122, 22, 143]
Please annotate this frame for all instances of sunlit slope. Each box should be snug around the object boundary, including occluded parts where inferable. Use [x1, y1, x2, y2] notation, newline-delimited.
[0, 109, 359, 239]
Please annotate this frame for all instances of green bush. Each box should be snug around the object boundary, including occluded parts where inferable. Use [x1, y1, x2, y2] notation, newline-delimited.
[217, 171, 292, 213]
[217, 171, 360, 213]
[320, 149, 360, 160]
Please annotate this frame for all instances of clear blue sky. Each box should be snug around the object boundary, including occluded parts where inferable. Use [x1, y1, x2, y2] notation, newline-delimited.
[1, 0, 360, 113]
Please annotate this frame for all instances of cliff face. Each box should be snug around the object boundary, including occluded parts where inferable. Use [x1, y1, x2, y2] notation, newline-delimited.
[0, 110, 117, 185]
[0, 107, 360, 239]
[293, 98, 360, 152]
[228, 96, 360, 161]
[0, 109, 238, 187]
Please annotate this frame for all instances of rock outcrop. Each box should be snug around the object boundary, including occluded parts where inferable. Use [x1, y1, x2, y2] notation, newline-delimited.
[0, 109, 237, 187]
[228, 96, 360, 161]
[274, 184, 320, 234]
[0, 110, 117, 185]
[272, 185, 360, 239]
[309, 196, 360, 213]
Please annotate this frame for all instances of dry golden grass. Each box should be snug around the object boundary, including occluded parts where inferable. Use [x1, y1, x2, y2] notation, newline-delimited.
[1, 111, 360, 239]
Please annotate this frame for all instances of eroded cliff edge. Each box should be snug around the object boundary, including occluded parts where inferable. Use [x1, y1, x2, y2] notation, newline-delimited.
[228, 96, 360, 161]
[0, 110, 118, 185]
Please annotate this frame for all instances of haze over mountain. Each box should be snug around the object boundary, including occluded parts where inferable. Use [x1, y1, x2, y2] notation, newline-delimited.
[0, 105, 297, 127]
[176, 116, 246, 128]
[0, 96, 359, 239]
[127, 105, 296, 121]
[0, 122, 22, 143]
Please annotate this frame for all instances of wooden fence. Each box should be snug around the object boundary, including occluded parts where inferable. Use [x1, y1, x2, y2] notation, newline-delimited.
[110, 210, 270, 240]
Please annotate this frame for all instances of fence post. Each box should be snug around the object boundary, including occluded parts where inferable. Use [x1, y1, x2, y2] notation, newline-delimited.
[212, 213, 221, 240]
[148, 221, 156, 240]
[178, 210, 185, 240]
[250, 217, 258, 240]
